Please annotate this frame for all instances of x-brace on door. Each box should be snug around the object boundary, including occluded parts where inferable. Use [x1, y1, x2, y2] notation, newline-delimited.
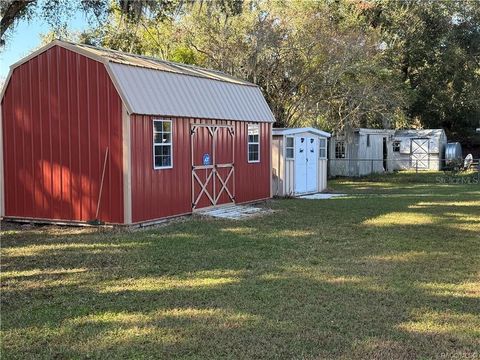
[191, 124, 235, 210]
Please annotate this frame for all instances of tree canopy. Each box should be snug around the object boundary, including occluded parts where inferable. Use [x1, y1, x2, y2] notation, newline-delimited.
[2, 0, 479, 142]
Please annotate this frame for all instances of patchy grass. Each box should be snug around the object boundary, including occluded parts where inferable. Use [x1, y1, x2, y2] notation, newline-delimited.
[1, 174, 479, 359]
[329, 170, 480, 195]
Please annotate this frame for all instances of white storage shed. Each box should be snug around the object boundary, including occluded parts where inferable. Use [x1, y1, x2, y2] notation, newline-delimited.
[391, 129, 447, 171]
[272, 128, 331, 196]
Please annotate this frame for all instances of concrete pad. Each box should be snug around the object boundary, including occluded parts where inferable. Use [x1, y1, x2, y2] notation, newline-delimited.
[197, 204, 270, 220]
[299, 193, 347, 200]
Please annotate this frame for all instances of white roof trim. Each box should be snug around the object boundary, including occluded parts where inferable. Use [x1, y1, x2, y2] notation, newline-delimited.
[273, 127, 331, 138]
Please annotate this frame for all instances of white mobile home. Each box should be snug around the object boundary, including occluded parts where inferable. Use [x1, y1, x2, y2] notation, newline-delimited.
[329, 128, 448, 177]
[329, 128, 395, 177]
[272, 128, 331, 196]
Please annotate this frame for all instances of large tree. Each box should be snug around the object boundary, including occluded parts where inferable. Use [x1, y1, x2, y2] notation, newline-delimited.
[362, 0, 480, 139]
[0, 0, 180, 47]
[82, 0, 409, 130]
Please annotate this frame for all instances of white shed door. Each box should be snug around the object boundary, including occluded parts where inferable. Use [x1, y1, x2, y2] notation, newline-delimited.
[306, 137, 318, 192]
[411, 139, 429, 169]
[294, 137, 318, 194]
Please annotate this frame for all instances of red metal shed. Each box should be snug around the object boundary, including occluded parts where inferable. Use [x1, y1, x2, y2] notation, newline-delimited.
[0, 40, 275, 225]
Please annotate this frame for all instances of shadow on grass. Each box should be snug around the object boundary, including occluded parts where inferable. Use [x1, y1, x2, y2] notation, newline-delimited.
[1, 189, 479, 359]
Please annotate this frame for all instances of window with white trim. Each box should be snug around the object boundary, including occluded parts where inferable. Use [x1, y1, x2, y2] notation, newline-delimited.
[286, 137, 294, 159]
[248, 124, 260, 162]
[318, 138, 327, 159]
[153, 119, 172, 169]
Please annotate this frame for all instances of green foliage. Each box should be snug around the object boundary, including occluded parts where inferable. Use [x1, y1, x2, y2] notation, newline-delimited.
[363, 0, 480, 139]
[4, 0, 479, 139]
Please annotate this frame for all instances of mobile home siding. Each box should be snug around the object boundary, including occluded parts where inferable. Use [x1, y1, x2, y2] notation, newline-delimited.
[1, 46, 124, 223]
[130, 116, 271, 223]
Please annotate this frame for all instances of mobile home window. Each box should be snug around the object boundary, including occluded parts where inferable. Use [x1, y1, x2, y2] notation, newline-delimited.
[153, 119, 172, 169]
[335, 141, 346, 159]
[248, 124, 260, 163]
[392, 141, 401, 152]
[318, 138, 327, 159]
[286, 137, 294, 159]
[367, 134, 371, 147]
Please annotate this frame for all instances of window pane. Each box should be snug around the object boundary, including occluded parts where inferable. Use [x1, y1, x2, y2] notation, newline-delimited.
[335, 141, 345, 159]
[161, 133, 171, 143]
[154, 121, 163, 132]
[393, 141, 400, 152]
[153, 120, 173, 169]
[286, 148, 294, 159]
[319, 149, 326, 158]
[286, 137, 294, 147]
[247, 125, 260, 162]
[161, 145, 171, 156]
[154, 133, 163, 143]
[162, 121, 171, 132]
[154, 156, 162, 168]
[155, 155, 172, 168]
[248, 143, 259, 161]
[319, 138, 326, 148]
[154, 145, 171, 156]
[161, 156, 171, 167]
[248, 124, 259, 135]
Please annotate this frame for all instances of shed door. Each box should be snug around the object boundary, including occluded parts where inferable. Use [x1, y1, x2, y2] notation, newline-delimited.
[294, 137, 318, 194]
[294, 137, 307, 193]
[191, 124, 235, 210]
[306, 138, 318, 192]
[411, 138, 429, 169]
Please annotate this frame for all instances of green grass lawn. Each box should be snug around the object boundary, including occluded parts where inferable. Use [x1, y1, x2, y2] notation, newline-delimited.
[329, 170, 480, 195]
[1, 172, 479, 359]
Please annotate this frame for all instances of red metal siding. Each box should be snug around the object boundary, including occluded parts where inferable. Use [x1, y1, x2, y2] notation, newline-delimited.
[2, 46, 124, 223]
[130, 116, 271, 223]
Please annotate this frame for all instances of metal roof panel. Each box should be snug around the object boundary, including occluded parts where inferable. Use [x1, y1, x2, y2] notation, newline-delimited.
[108, 63, 275, 122]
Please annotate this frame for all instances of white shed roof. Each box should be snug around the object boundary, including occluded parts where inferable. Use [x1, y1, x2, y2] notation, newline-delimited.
[394, 129, 445, 138]
[2, 40, 275, 122]
[273, 127, 331, 138]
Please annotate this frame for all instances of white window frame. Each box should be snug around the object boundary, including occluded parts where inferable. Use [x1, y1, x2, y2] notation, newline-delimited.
[285, 136, 294, 160]
[153, 119, 173, 170]
[247, 123, 260, 163]
[318, 138, 327, 159]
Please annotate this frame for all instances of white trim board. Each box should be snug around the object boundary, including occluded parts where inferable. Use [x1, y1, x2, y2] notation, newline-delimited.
[122, 104, 132, 224]
[273, 127, 331, 138]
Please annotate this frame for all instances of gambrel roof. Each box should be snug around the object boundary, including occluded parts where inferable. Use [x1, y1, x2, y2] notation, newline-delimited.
[1, 40, 275, 122]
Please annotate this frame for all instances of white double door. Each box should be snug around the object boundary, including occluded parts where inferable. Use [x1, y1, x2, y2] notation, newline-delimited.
[294, 137, 318, 194]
